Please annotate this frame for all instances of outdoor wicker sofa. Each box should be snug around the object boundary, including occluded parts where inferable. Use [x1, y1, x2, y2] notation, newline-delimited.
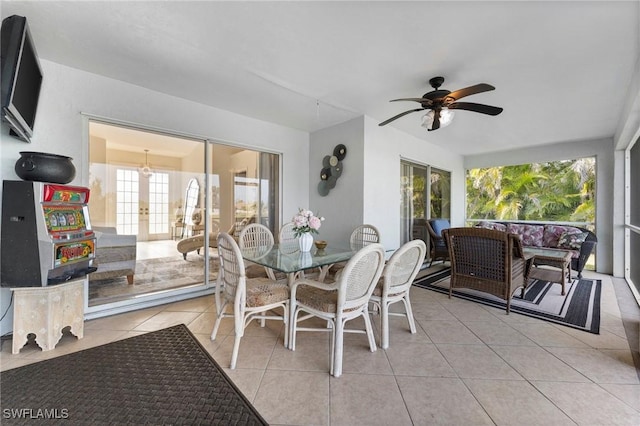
[475, 221, 597, 278]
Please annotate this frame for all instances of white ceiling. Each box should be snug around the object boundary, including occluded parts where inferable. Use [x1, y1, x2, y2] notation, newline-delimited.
[3, 1, 639, 155]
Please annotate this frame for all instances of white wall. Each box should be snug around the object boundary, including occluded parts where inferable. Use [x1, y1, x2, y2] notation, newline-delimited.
[464, 137, 615, 275]
[0, 59, 311, 335]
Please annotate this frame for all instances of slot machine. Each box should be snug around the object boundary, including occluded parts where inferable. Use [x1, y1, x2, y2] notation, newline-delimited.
[1, 180, 97, 287]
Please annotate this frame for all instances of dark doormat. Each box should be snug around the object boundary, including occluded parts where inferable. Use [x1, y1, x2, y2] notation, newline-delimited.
[0, 324, 268, 425]
[414, 268, 601, 334]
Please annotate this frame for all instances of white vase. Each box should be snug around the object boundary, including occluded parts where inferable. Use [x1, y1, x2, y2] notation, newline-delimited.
[299, 251, 313, 268]
[299, 233, 313, 252]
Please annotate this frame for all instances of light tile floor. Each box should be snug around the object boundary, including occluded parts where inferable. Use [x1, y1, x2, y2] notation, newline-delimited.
[2, 270, 639, 425]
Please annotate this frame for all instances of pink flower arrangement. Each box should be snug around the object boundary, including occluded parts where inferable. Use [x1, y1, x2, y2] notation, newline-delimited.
[292, 208, 324, 237]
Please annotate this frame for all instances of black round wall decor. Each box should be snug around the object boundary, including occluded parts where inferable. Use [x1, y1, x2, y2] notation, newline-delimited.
[333, 144, 347, 160]
[318, 144, 347, 196]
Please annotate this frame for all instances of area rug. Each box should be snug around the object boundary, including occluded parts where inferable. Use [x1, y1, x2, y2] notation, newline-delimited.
[413, 268, 601, 334]
[0, 324, 267, 425]
[89, 254, 219, 306]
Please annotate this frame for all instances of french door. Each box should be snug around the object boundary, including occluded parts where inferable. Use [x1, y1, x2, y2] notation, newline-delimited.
[116, 168, 169, 241]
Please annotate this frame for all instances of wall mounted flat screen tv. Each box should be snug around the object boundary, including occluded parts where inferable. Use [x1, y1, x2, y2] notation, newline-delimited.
[1, 15, 43, 143]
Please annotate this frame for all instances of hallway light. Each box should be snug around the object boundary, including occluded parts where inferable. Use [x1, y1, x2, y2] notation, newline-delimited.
[140, 149, 153, 178]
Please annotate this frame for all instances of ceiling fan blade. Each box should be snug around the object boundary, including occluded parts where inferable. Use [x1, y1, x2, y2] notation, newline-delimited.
[446, 83, 495, 101]
[390, 98, 433, 105]
[448, 102, 503, 116]
[378, 108, 426, 126]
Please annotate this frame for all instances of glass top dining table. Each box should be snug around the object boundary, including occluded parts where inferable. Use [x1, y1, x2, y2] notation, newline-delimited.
[240, 243, 394, 285]
[240, 243, 356, 281]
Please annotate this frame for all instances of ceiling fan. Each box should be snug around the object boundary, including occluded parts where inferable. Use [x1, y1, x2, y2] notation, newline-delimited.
[379, 76, 503, 131]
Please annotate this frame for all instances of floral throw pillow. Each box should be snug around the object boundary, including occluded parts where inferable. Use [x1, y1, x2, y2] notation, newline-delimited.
[558, 231, 588, 250]
[543, 225, 582, 248]
[507, 223, 544, 247]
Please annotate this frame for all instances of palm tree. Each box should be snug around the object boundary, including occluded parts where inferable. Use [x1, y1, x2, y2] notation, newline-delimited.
[466, 158, 595, 224]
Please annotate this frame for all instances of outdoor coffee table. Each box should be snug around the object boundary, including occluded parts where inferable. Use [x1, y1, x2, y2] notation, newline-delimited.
[523, 247, 573, 295]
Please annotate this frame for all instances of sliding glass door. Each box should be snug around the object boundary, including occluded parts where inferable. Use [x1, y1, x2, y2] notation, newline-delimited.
[209, 144, 280, 238]
[430, 167, 451, 221]
[627, 136, 640, 303]
[88, 121, 280, 310]
[400, 160, 451, 260]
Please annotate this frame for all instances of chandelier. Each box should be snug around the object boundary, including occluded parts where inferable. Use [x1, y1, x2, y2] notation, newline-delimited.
[140, 149, 153, 178]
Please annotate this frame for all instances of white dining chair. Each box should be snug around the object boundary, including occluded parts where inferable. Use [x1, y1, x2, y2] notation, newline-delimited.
[211, 232, 289, 369]
[369, 239, 426, 349]
[329, 224, 381, 281]
[289, 243, 385, 377]
[350, 224, 381, 250]
[238, 223, 277, 280]
[278, 222, 300, 255]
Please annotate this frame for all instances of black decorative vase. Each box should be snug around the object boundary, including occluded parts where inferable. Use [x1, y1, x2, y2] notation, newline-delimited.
[15, 151, 76, 184]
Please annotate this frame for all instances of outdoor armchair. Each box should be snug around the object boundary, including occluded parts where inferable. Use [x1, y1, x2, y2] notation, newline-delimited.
[426, 219, 450, 267]
[443, 227, 527, 314]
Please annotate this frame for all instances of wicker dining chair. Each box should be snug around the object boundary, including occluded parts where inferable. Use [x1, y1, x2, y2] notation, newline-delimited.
[328, 224, 381, 280]
[211, 232, 289, 369]
[289, 243, 386, 377]
[278, 222, 299, 255]
[350, 224, 381, 250]
[443, 227, 527, 314]
[238, 223, 277, 280]
[369, 239, 426, 349]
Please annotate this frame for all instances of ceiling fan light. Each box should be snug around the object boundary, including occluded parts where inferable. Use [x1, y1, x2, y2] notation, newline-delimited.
[440, 108, 455, 126]
[421, 108, 455, 130]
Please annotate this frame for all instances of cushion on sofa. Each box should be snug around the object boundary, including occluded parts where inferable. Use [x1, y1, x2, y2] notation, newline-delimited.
[431, 219, 450, 236]
[476, 221, 507, 232]
[543, 225, 582, 248]
[507, 223, 544, 247]
[558, 231, 588, 250]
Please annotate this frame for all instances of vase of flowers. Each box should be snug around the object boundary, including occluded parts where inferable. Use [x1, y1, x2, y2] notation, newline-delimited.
[292, 208, 324, 252]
